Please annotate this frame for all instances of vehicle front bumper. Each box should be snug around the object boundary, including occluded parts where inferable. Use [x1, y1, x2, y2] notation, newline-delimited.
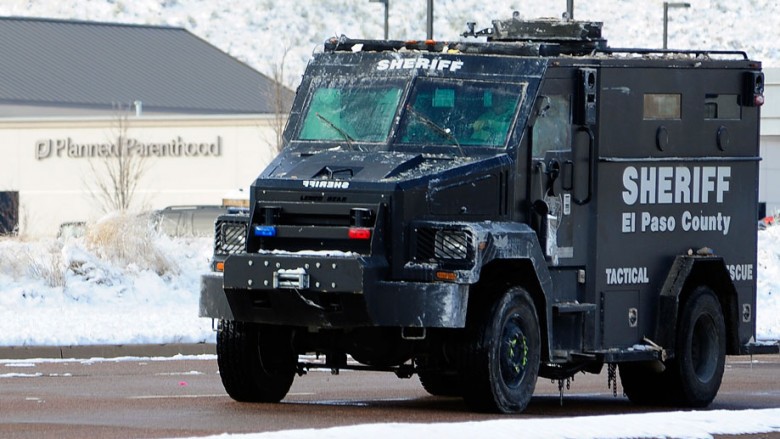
[199, 252, 469, 328]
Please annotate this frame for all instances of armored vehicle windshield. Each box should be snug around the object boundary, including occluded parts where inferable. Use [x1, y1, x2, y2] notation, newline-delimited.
[298, 78, 405, 143]
[398, 79, 525, 148]
[294, 67, 529, 153]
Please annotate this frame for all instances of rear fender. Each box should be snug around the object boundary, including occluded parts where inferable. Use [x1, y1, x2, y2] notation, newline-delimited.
[655, 255, 740, 356]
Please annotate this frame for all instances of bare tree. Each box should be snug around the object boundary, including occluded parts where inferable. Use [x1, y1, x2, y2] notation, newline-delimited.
[269, 47, 293, 154]
[87, 105, 149, 213]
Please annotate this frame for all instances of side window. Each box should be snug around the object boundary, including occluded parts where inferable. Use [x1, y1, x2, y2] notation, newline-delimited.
[704, 94, 741, 120]
[532, 95, 571, 157]
[643, 93, 681, 120]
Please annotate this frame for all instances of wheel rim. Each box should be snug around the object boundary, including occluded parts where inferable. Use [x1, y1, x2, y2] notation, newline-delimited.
[691, 314, 717, 382]
[500, 314, 529, 389]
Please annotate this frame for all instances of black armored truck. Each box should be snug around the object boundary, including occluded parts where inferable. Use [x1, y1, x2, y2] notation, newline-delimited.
[200, 13, 778, 413]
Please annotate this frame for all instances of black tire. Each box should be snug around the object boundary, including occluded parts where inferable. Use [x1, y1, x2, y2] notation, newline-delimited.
[666, 286, 727, 407]
[418, 371, 462, 397]
[619, 361, 672, 405]
[620, 286, 725, 407]
[216, 320, 297, 403]
[461, 287, 541, 413]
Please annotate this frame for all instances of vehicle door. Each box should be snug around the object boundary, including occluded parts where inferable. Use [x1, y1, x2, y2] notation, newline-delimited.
[528, 69, 594, 268]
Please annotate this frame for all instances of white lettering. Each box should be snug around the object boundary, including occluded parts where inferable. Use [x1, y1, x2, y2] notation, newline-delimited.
[639, 167, 656, 204]
[640, 212, 676, 232]
[621, 212, 635, 233]
[605, 267, 650, 285]
[727, 264, 754, 281]
[376, 57, 466, 73]
[34, 136, 223, 160]
[621, 166, 732, 206]
[701, 167, 716, 203]
[657, 167, 674, 203]
[717, 167, 731, 203]
[302, 180, 350, 189]
[674, 167, 691, 203]
[622, 167, 639, 204]
[681, 211, 731, 235]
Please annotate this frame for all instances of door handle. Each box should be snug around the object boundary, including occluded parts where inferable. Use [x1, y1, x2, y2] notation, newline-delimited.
[574, 126, 594, 205]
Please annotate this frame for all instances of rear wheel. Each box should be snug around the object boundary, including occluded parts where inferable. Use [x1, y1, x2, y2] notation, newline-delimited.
[667, 286, 726, 407]
[620, 286, 726, 407]
[216, 320, 297, 402]
[461, 287, 540, 413]
[619, 361, 672, 405]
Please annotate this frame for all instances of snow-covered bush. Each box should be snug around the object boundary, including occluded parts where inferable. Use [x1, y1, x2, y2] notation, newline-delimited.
[84, 212, 179, 276]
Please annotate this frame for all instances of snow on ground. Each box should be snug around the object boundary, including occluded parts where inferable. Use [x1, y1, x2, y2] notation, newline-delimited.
[183, 409, 780, 439]
[0, 213, 216, 346]
[757, 224, 780, 340]
[0, 212, 779, 346]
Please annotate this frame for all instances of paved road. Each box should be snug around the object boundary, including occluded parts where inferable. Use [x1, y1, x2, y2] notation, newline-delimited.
[1, 354, 778, 439]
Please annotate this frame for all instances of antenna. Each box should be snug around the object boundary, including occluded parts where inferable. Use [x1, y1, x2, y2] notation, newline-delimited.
[566, 0, 574, 20]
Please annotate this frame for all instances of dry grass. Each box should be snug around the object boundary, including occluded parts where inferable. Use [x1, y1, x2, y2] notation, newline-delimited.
[0, 238, 66, 287]
[84, 213, 178, 276]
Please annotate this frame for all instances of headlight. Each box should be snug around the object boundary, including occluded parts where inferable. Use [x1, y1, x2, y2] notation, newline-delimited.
[216, 218, 247, 255]
[434, 230, 470, 260]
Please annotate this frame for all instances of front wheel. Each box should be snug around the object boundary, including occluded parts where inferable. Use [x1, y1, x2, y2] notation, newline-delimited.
[418, 371, 462, 397]
[216, 320, 297, 403]
[461, 287, 541, 413]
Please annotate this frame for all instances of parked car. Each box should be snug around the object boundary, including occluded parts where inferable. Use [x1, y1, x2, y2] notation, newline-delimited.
[152, 205, 230, 237]
[57, 221, 86, 239]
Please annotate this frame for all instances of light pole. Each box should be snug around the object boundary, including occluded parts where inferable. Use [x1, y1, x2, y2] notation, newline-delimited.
[663, 2, 690, 49]
[369, 0, 389, 40]
[426, 0, 433, 40]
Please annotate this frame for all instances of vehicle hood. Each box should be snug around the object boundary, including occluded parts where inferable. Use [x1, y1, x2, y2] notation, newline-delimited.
[262, 149, 476, 184]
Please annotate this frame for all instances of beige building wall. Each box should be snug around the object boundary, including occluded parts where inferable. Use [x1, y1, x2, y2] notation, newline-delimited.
[760, 68, 780, 215]
[0, 114, 280, 236]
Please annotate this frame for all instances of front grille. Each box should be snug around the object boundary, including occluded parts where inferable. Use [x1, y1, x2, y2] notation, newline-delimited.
[253, 202, 380, 255]
[215, 216, 248, 255]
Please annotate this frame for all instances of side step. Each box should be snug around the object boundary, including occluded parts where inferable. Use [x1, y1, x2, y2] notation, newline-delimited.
[553, 302, 596, 314]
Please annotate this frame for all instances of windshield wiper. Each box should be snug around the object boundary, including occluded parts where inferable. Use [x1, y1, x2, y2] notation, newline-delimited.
[404, 105, 464, 156]
[316, 112, 355, 150]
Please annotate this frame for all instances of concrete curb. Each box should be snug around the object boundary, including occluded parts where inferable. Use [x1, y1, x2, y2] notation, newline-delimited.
[0, 343, 216, 360]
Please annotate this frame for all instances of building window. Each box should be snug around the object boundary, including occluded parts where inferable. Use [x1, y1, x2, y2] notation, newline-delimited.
[704, 94, 741, 120]
[0, 191, 19, 235]
[643, 94, 681, 120]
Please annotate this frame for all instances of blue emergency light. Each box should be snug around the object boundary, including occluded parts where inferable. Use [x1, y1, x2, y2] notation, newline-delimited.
[253, 225, 277, 237]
